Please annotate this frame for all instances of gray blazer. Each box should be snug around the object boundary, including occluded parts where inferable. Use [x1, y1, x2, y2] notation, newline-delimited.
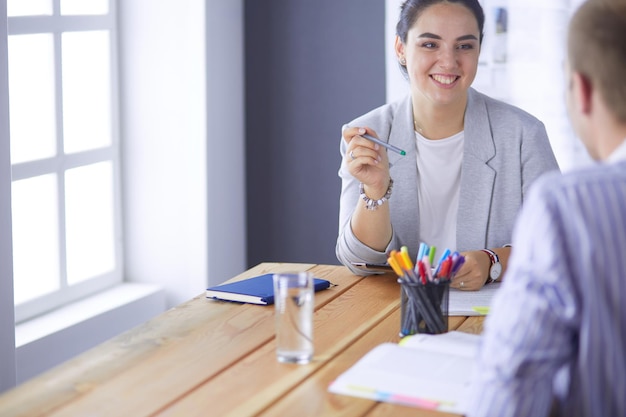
[336, 88, 560, 275]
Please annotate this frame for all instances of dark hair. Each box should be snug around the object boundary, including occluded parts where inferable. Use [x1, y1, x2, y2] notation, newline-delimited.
[396, 0, 485, 44]
[568, 0, 626, 122]
[395, 0, 484, 78]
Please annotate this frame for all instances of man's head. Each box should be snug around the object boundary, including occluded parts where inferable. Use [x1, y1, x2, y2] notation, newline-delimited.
[566, 0, 626, 159]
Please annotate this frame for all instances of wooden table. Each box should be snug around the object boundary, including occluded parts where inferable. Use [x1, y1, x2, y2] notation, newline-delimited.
[0, 263, 484, 417]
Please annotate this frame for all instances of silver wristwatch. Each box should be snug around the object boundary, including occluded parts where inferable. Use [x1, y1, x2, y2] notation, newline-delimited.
[481, 248, 501, 284]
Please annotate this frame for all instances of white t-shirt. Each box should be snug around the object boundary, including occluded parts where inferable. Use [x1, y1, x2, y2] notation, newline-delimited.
[415, 130, 464, 252]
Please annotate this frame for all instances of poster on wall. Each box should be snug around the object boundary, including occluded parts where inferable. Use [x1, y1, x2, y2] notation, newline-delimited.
[493, 6, 508, 63]
[477, 0, 508, 64]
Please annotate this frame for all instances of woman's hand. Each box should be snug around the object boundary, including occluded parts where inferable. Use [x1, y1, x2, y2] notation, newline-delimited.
[344, 126, 390, 198]
[450, 250, 491, 291]
[344, 126, 393, 251]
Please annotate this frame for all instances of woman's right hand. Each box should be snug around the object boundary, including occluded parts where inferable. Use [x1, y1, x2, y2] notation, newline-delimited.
[343, 127, 391, 198]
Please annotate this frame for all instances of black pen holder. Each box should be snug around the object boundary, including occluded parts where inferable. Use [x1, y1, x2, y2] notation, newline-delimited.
[399, 279, 450, 337]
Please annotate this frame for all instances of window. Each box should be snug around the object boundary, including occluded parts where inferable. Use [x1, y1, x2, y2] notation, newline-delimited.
[8, 0, 122, 322]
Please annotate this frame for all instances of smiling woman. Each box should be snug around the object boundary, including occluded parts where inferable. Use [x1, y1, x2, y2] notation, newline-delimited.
[336, 0, 560, 291]
[396, 1, 483, 120]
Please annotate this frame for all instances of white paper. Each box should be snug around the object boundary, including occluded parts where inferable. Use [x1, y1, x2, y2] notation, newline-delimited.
[448, 282, 501, 316]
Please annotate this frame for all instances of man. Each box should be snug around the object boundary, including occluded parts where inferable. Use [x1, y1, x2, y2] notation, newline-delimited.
[467, 0, 626, 416]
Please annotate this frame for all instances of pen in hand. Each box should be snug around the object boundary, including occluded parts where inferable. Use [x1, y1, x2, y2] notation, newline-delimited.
[362, 133, 406, 156]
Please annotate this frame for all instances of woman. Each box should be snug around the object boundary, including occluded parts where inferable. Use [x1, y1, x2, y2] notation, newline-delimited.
[336, 0, 559, 290]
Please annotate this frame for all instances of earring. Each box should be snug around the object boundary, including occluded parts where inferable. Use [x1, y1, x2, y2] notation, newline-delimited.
[399, 57, 406, 66]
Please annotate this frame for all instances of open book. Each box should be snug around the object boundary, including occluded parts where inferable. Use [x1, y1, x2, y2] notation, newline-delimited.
[328, 331, 481, 414]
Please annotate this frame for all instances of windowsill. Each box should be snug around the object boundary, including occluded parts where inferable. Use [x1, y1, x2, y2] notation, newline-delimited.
[15, 283, 166, 383]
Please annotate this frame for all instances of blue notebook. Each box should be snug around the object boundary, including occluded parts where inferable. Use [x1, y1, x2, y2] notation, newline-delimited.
[205, 273, 331, 305]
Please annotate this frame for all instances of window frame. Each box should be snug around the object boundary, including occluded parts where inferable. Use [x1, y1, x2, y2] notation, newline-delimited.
[8, 1, 123, 323]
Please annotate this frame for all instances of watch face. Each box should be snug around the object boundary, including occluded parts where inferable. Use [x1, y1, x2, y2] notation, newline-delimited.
[491, 263, 502, 280]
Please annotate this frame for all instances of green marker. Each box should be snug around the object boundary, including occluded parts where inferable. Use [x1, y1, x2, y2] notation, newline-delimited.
[428, 246, 436, 266]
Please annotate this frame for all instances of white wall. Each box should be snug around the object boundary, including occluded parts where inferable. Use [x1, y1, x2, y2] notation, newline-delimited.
[0, 0, 17, 393]
[505, 0, 591, 171]
[119, 0, 246, 307]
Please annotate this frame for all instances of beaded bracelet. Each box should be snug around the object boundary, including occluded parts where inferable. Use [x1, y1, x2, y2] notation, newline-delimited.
[359, 178, 394, 211]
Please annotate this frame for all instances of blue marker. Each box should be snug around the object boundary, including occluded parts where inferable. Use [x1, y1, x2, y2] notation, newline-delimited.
[417, 242, 428, 262]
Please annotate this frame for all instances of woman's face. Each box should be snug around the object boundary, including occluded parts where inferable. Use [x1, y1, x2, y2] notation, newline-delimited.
[396, 2, 481, 108]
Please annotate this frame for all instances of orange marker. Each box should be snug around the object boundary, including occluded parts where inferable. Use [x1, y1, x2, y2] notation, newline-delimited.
[400, 246, 414, 271]
[387, 251, 404, 276]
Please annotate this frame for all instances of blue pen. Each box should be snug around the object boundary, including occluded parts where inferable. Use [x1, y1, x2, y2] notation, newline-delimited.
[434, 248, 451, 276]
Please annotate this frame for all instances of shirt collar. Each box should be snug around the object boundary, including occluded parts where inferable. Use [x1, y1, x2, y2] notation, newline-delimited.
[607, 138, 626, 164]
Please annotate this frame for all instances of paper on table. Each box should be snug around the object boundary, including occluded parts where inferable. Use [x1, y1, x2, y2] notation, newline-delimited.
[399, 329, 480, 353]
[448, 282, 501, 316]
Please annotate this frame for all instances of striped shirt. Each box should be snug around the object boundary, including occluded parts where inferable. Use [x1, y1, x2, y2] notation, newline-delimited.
[467, 153, 626, 417]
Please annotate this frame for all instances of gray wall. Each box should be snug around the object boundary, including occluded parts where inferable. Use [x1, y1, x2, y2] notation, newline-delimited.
[1, 0, 17, 392]
[245, 0, 386, 268]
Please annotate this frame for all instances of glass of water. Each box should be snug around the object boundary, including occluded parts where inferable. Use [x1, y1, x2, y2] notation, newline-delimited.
[272, 272, 314, 364]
